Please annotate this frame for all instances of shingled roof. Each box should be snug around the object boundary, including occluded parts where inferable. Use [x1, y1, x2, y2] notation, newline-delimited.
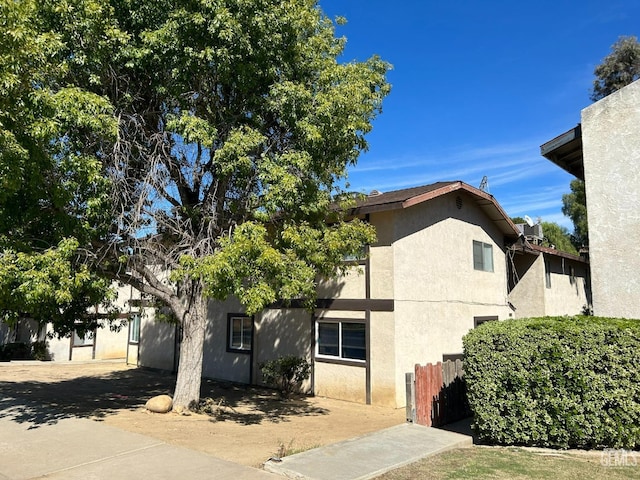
[347, 181, 521, 240]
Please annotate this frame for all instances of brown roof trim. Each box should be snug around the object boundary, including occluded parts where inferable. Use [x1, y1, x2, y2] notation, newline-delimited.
[350, 181, 521, 240]
[511, 243, 588, 263]
[528, 244, 589, 263]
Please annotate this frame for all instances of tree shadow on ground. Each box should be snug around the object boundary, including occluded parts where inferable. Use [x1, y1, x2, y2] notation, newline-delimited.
[0, 366, 327, 428]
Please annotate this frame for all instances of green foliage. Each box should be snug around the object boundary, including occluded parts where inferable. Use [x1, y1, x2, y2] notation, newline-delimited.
[260, 355, 311, 397]
[463, 316, 640, 449]
[0, 239, 113, 336]
[591, 36, 640, 101]
[0, 0, 389, 407]
[540, 222, 578, 255]
[562, 179, 588, 249]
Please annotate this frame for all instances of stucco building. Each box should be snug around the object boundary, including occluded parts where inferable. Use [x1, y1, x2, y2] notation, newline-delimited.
[133, 181, 589, 407]
[1, 180, 591, 407]
[541, 79, 640, 319]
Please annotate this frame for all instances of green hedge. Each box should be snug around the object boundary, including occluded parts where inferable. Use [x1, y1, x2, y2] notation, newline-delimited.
[463, 316, 640, 449]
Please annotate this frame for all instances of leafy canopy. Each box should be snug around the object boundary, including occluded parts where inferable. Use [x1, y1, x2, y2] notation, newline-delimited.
[0, 0, 390, 333]
[591, 35, 640, 101]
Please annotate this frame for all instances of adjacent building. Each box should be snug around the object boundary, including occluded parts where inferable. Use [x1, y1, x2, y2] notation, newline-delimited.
[1, 180, 591, 407]
[541, 78, 640, 319]
[133, 181, 590, 407]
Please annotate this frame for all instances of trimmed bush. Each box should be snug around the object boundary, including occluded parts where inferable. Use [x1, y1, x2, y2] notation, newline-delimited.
[463, 316, 640, 449]
[259, 355, 310, 397]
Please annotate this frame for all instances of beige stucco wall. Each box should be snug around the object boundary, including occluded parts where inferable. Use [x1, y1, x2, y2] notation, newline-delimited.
[509, 251, 590, 318]
[138, 310, 176, 372]
[317, 268, 366, 299]
[582, 79, 640, 319]
[543, 255, 590, 316]
[93, 323, 128, 360]
[369, 310, 396, 406]
[47, 335, 71, 361]
[255, 308, 312, 391]
[201, 297, 251, 383]
[390, 192, 512, 407]
[369, 210, 395, 300]
[509, 253, 545, 318]
[314, 361, 367, 403]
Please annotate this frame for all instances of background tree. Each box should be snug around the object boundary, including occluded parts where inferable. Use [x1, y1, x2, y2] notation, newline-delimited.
[510, 218, 577, 255]
[591, 35, 640, 101]
[0, 0, 116, 334]
[540, 222, 578, 256]
[0, 0, 390, 410]
[560, 36, 640, 249]
[562, 179, 588, 249]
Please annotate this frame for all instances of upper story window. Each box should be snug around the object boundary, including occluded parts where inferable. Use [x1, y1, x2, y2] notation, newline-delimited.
[228, 314, 252, 353]
[473, 240, 494, 272]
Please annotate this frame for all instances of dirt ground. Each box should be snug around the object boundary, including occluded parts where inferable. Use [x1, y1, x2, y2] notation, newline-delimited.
[0, 361, 405, 468]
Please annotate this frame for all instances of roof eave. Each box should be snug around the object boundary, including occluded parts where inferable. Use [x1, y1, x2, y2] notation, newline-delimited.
[540, 125, 585, 180]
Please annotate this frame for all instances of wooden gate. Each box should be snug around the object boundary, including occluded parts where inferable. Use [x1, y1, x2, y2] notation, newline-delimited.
[414, 360, 469, 427]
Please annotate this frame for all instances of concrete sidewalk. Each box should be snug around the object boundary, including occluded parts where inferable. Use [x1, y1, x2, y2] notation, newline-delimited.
[0, 414, 278, 480]
[264, 422, 473, 480]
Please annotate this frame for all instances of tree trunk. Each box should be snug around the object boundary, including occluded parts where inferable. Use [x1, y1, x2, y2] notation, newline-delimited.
[172, 286, 208, 411]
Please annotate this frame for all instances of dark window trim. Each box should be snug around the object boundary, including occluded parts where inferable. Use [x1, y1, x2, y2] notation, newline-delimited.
[226, 313, 253, 354]
[443, 353, 464, 363]
[474, 315, 498, 328]
[270, 298, 394, 311]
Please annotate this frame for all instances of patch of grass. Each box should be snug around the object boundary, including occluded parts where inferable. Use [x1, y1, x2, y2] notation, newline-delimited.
[273, 438, 321, 459]
[374, 447, 640, 480]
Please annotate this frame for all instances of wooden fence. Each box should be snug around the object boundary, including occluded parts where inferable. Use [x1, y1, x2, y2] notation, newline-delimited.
[413, 359, 469, 427]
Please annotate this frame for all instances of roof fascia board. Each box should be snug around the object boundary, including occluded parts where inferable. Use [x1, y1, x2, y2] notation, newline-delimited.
[402, 181, 521, 238]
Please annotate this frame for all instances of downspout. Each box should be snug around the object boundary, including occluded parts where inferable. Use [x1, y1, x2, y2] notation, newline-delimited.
[365, 218, 372, 405]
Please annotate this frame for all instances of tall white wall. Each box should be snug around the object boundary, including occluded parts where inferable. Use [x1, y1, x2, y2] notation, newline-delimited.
[582, 79, 640, 319]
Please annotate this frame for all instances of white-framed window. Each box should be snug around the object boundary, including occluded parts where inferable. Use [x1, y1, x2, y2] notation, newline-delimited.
[473, 240, 494, 272]
[228, 314, 252, 353]
[129, 313, 140, 343]
[73, 329, 94, 347]
[316, 320, 366, 362]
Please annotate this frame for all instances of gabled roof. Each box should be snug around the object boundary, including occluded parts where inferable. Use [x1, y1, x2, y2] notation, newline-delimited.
[348, 181, 521, 240]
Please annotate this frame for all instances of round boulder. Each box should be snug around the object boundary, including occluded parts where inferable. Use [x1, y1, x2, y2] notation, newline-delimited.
[145, 394, 173, 413]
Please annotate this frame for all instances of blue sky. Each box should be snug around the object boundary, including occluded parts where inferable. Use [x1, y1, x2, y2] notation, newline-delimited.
[318, 1, 640, 229]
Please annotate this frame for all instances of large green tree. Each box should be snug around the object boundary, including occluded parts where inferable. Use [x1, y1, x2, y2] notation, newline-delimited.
[561, 36, 640, 249]
[0, 0, 390, 409]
